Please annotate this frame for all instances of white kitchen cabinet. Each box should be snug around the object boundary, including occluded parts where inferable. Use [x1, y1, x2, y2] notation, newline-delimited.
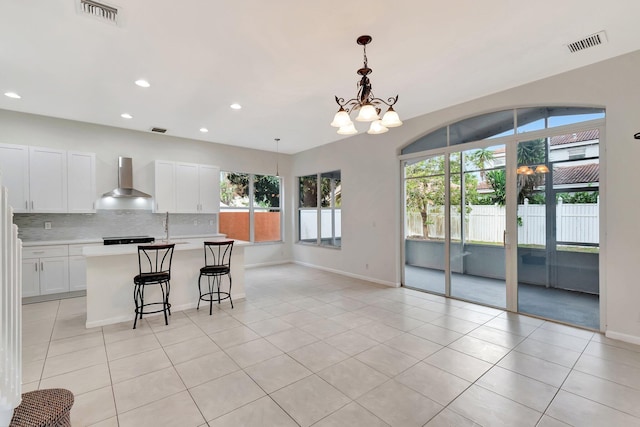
[0, 143, 29, 212]
[0, 143, 96, 213]
[198, 164, 220, 213]
[21, 259, 40, 297]
[29, 146, 67, 213]
[154, 160, 176, 213]
[67, 151, 96, 213]
[175, 162, 200, 213]
[22, 245, 70, 297]
[39, 257, 70, 294]
[155, 160, 220, 214]
[175, 162, 220, 213]
[68, 256, 87, 291]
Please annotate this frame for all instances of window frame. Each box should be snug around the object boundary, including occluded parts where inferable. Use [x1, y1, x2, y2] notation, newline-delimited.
[219, 171, 283, 244]
[297, 171, 341, 248]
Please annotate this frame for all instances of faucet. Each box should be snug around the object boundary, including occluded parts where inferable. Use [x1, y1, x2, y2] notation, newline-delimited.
[164, 211, 170, 242]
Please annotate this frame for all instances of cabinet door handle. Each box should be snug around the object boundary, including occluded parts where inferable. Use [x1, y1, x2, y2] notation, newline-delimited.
[40, 262, 44, 271]
[35, 262, 38, 272]
[25, 201, 28, 209]
[31, 200, 34, 210]
[32, 251, 45, 254]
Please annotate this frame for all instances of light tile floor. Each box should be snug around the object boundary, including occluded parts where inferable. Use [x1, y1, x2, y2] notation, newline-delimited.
[21, 264, 640, 427]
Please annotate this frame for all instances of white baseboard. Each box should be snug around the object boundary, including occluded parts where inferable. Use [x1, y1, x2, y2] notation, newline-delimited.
[605, 330, 640, 345]
[245, 259, 293, 269]
[293, 261, 400, 288]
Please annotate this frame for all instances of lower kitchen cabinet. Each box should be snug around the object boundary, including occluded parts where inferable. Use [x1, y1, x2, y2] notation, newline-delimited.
[22, 253, 69, 296]
[22, 243, 100, 297]
[68, 256, 87, 292]
[39, 257, 70, 295]
[21, 259, 41, 298]
[22, 244, 70, 297]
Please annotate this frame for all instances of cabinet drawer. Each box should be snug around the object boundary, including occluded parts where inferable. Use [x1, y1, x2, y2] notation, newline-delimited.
[68, 243, 101, 256]
[23, 245, 69, 259]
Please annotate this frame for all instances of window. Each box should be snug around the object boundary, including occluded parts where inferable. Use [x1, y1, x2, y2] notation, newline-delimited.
[298, 171, 341, 247]
[219, 171, 282, 243]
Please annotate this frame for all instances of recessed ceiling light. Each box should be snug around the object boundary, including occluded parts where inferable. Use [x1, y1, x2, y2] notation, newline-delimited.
[4, 92, 21, 99]
[230, 103, 242, 110]
[121, 113, 133, 119]
[200, 128, 209, 133]
[135, 79, 150, 88]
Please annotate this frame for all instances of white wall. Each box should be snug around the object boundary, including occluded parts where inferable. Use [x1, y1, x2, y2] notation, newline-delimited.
[292, 49, 640, 343]
[0, 111, 294, 265]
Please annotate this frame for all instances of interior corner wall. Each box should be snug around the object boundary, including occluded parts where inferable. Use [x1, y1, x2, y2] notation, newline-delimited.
[0, 110, 295, 266]
[291, 49, 640, 343]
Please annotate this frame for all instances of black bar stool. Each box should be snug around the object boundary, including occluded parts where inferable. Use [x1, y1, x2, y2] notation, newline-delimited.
[133, 244, 175, 329]
[197, 240, 234, 315]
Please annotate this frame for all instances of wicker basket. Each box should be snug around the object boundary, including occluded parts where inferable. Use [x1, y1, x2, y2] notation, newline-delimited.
[10, 389, 74, 427]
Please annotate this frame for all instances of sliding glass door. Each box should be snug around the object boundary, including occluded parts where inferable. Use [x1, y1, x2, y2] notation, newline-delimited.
[404, 155, 446, 294]
[449, 146, 506, 308]
[515, 130, 600, 329]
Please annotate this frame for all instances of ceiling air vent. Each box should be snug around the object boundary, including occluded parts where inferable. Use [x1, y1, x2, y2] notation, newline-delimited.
[566, 31, 607, 53]
[77, 0, 120, 26]
[150, 127, 167, 134]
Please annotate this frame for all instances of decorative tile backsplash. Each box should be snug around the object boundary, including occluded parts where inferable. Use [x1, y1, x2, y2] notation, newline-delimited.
[14, 210, 218, 242]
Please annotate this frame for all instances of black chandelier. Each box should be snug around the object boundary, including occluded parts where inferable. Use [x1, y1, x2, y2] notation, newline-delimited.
[331, 35, 402, 135]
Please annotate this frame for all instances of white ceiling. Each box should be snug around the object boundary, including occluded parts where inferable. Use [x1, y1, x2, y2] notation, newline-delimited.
[2, 1, 640, 154]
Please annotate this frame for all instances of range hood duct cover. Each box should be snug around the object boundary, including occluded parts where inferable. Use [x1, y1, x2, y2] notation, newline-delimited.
[102, 157, 152, 198]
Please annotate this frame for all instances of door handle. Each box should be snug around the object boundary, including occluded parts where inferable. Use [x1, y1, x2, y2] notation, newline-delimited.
[503, 230, 507, 247]
[31, 200, 34, 210]
[35, 262, 38, 272]
[25, 201, 28, 209]
[40, 262, 44, 271]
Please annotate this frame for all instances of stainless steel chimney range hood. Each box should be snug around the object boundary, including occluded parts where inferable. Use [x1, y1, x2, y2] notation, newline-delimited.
[102, 156, 152, 198]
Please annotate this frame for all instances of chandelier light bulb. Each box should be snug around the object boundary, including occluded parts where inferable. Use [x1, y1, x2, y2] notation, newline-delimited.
[337, 123, 358, 135]
[381, 107, 403, 127]
[367, 120, 389, 135]
[356, 104, 380, 122]
[331, 108, 352, 128]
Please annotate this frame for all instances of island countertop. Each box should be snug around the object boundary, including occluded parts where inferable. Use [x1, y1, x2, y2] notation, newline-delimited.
[85, 238, 248, 328]
[83, 238, 250, 257]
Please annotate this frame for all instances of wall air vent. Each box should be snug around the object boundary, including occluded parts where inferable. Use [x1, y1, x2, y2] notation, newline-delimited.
[77, 0, 121, 26]
[566, 31, 607, 53]
[150, 127, 167, 134]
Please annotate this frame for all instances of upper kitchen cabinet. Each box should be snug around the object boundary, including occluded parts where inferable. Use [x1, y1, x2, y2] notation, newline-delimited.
[198, 164, 220, 213]
[28, 146, 67, 213]
[0, 143, 96, 213]
[154, 160, 176, 213]
[67, 151, 96, 213]
[155, 160, 219, 213]
[0, 143, 29, 212]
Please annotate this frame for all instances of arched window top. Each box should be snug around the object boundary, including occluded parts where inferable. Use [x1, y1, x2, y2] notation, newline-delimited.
[401, 107, 604, 155]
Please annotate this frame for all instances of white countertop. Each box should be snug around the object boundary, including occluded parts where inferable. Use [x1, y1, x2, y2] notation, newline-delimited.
[22, 238, 103, 247]
[83, 238, 250, 257]
[21, 233, 226, 247]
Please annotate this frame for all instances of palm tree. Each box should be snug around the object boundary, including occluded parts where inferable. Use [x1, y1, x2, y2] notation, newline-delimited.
[471, 148, 494, 181]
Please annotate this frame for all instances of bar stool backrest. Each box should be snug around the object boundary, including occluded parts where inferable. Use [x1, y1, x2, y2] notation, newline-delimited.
[203, 240, 234, 269]
[138, 244, 175, 278]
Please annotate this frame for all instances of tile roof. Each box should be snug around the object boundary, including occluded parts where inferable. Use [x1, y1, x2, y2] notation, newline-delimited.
[550, 129, 599, 146]
[476, 162, 599, 191]
[553, 162, 599, 185]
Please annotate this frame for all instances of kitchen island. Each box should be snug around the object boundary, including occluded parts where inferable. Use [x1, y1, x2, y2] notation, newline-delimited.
[83, 238, 249, 328]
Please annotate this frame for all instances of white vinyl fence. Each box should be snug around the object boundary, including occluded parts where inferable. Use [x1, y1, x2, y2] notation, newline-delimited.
[407, 199, 599, 245]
